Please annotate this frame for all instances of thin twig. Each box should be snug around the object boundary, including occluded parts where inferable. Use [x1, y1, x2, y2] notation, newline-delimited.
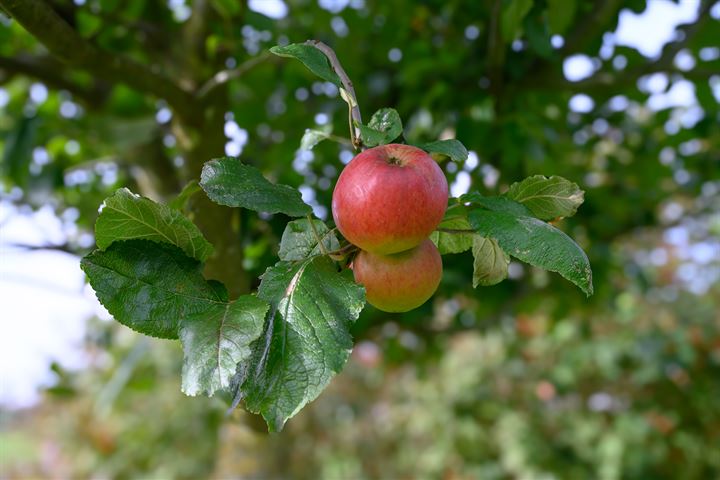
[306, 40, 363, 149]
[196, 51, 272, 100]
[3, 242, 78, 253]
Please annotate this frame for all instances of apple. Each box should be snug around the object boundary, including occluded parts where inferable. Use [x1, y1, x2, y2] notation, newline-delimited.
[332, 144, 448, 255]
[352, 238, 442, 312]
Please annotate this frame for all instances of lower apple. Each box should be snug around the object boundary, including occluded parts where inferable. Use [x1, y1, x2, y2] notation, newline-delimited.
[352, 238, 442, 313]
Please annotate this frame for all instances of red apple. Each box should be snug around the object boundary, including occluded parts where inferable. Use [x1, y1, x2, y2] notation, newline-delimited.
[332, 144, 448, 255]
[352, 238, 442, 313]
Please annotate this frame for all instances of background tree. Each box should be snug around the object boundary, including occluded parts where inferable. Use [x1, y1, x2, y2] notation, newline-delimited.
[1, 0, 719, 478]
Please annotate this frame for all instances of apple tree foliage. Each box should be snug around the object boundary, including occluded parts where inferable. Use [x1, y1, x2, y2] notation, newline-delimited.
[78, 43, 593, 431]
[1, 0, 718, 472]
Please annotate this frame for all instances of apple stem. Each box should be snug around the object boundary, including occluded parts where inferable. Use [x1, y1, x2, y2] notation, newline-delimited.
[326, 243, 358, 257]
[306, 40, 363, 150]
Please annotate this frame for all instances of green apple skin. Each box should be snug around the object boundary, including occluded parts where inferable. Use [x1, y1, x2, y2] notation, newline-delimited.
[352, 239, 442, 313]
[332, 144, 448, 255]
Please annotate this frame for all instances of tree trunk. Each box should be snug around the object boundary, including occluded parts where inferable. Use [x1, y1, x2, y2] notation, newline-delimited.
[182, 88, 250, 298]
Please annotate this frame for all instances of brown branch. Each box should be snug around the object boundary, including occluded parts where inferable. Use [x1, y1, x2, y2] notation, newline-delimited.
[0, 0, 198, 120]
[0, 54, 110, 107]
[306, 40, 363, 148]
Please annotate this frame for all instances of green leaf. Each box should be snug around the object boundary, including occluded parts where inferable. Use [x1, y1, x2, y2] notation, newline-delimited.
[300, 129, 330, 151]
[179, 295, 268, 396]
[357, 108, 403, 147]
[241, 256, 365, 431]
[82, 240, 270, 396]
[430, 216, 475, 254]
[462, 192, 534, 217]
[278, 219, 340, 261]
[525, 15, 553, 59]
[270, 43, 341, 86]
[506, 175, 585, 221]
[467, 209, 593, 296]
[169, 180, 202, 210]
[547, 0, 576, 35]
[419, 139, 469, 163]
[81, 240, 227, 339]
[200, 157, 311, 217]
[472, 236, 509, 287]
[502, 0, 534, 42]
[95, 188, 213, 262]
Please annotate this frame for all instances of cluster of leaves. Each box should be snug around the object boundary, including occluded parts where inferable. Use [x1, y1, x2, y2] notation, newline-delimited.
[80, 42, 592, 431]
[275, 42, 593, 296]
[81, 178, 365, 432]
[440, 175, 591, 295]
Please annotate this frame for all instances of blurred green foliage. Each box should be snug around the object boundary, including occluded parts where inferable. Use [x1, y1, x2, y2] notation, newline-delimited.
[1, 0, 719, 478]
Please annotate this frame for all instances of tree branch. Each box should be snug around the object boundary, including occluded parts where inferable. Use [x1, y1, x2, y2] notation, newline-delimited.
[560, 0, 624, 57]
[633, 0, 713, 76]
[486, 0, 505, 96]
[0, 0, 198, 120]
[554, 67, 716, 94]
[3, 241, 78, 254]
[0, 54, 110, 107]
[306, 40, 363, 149]
[523, 0, 714, 95]
[196, 51, 272, 100]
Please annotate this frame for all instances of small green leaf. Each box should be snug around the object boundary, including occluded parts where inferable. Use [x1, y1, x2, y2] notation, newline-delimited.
[169, 180, 202, 211]
[270, 43, 341, 86]
[357, 108, 403, 147]
[300, 129, 331, 151]
[278, 219, 340, 261]
[200, 157, 311, 217]
[506, 175, 585, 220]
[179, 295, 268, 396]
[547, 0, 576, 35]
[467, 209, 593, 296]
[95, 188, 213, 262]
[462, 192, 534, 217]
[502, 0, 534, 42]
[81, 240, 227, 339]
[430, 216, 475, 254]
[472, 236, 509, 287]
[241, 256, 365, 432]
[419, 139, 469, 163]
